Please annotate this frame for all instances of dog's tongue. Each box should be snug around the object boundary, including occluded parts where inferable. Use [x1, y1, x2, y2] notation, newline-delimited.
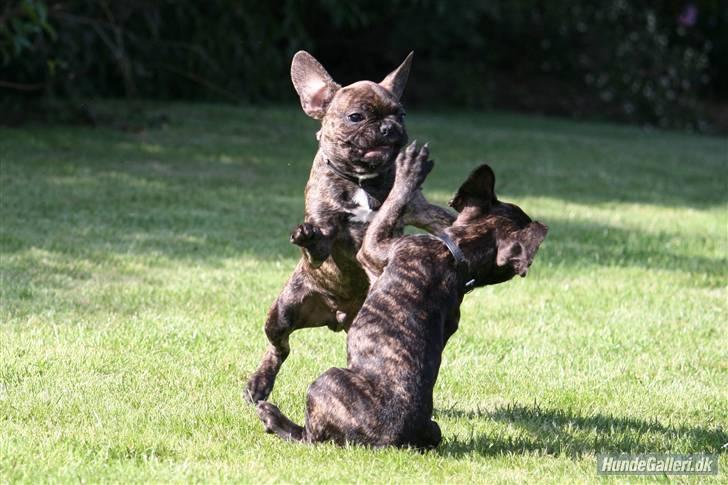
[363, 146, 393, 161]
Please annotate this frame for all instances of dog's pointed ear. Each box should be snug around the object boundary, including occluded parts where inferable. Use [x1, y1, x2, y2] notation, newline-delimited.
[291, 51, 341, 120]
[522, 221, 548, 259]
[379, 51, 413, 100]
[496, 222, 548, 277]
[449, 164, 497, 213]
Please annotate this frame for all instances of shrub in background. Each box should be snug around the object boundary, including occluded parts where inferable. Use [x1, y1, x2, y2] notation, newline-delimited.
[0, 0, 725, 131]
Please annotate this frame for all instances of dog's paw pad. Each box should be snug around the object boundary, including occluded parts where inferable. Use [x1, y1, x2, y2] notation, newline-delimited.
[290, 223, 320, 247]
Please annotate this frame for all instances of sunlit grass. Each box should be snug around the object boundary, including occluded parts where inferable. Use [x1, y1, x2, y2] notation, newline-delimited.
[1, 102, 726, 483]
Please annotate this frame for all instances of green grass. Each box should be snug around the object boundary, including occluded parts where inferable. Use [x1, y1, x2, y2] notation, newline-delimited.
[1, 101, 726, 483]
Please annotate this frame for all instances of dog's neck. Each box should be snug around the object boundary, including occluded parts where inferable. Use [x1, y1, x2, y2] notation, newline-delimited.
[325, 157, 380, 186]
[431, 233, 476, 293]
[439, 227, 499, 293]
[316, 150, 395, 200]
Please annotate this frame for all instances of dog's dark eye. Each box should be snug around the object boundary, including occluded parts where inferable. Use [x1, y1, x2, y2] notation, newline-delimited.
[347, 113, 364, 123]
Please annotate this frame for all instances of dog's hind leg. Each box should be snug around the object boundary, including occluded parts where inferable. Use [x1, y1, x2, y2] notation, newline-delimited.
[257, 401, 306, 442]
[246, 264, 337, 404]
[414, 420, 442, 450]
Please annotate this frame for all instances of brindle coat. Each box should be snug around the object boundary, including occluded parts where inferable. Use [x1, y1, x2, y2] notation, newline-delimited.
[245, 52, 455, 403]
[256, 143, 548, 448]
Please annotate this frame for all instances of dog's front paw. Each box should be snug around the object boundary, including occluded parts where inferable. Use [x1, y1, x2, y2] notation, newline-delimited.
[396, 141, 434, 190]
[290, 223, 321, 248]
[290, 223, 331, 266]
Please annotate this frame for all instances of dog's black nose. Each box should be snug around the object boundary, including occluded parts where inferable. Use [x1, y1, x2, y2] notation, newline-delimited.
[380, 121, 394, 137]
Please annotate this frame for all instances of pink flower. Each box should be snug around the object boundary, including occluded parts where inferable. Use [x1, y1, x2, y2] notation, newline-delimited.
[678, 4, 698, 27]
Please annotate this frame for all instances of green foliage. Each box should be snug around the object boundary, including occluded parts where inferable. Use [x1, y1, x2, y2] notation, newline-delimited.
[0, 1, 725, 130]
[536, 3, 714, 130]
[0, 0, 54, 66]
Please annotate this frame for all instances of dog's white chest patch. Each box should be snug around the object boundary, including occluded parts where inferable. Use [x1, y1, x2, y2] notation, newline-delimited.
[349, 188, 376, 223]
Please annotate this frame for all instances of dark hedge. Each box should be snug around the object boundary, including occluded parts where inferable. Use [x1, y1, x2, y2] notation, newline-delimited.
[1, 0, 726, 130]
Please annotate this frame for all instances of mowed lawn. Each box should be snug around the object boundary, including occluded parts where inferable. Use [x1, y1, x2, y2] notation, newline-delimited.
[1, 102, 726, 483]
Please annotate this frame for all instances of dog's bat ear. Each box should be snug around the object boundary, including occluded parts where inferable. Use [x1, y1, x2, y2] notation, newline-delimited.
[379, 51, 413, 100]
[448, 164, 497, 213]
[519, 221, 548, 271]
[496, 222, 548, 277]
[291, 51, 341, 120]
[496, 239, 526, 275]
[523, 221, 548, 256]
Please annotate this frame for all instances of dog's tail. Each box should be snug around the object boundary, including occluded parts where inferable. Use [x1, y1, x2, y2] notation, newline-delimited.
[256, 401, 306, 442]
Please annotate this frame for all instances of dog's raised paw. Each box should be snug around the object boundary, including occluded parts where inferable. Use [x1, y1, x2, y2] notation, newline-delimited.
[396, 141, 433, 189]
[290, 223, 321, 248]
[413, 143, 434, 187]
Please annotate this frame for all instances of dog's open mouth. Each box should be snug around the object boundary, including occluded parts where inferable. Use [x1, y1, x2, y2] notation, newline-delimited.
[362, 145, 396, 163]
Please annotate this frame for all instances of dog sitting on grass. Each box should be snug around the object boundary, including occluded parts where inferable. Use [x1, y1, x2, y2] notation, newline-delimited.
[256, 142, 547, 449]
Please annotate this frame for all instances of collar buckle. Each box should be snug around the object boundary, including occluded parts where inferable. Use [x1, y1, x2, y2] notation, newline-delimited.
[464, 278, 476, 293]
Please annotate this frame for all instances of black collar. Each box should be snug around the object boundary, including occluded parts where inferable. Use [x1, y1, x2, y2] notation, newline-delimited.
[326, 159, 381, 187]
[432, 233, 477, 294]
[326, 158, 388, 210]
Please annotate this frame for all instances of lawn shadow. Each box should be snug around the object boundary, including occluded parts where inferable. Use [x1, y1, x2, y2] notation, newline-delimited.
[2, 165, 725, 297]
[411, 113, 728, 210]
[2, 110, 726, 275]
[435, 403, 727, 458]
[540, 218, 726, 285]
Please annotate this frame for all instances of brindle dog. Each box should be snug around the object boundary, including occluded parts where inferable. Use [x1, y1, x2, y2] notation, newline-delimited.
[256, 143, 548, 448]
[245, 52, 455, 403]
